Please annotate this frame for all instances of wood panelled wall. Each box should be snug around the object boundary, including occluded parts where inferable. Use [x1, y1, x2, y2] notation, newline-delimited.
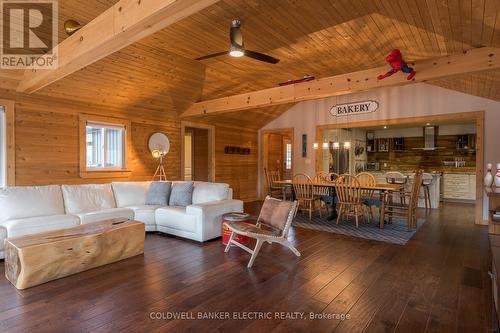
[366, 135, 476, 172]
[1, 89, 259, 201]
[213, 125, 258, 202]
[11, 93, 182, 185]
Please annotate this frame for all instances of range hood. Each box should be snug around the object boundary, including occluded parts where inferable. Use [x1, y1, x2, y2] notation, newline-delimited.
[412, 126, 446, 151]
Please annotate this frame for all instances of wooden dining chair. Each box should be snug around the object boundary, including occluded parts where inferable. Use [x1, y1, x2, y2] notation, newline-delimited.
[381, 170, 423, 230]
[314, 172, 337, 214]
[335, 174, 364, 228]
[356, 172, 377, 223]
[329, 172, 340, 182]
[224, 196, 299, 268]
[264, 168, 287, 200]
[293, 173, 324, 221]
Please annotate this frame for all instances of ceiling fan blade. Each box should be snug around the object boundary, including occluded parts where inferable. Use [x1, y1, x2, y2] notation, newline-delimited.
[195, 51, 228, 61]
[244, 50, 280, 64]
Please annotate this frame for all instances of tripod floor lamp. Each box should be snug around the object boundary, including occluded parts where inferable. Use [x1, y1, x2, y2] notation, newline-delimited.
[148, 133, 170, 181]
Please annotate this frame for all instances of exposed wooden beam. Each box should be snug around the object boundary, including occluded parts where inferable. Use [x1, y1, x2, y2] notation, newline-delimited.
[182, 47, 500, 117]
[16, 0, 219, 94]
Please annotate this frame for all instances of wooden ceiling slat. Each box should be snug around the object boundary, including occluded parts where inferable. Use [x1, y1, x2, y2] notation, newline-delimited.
[1, 0, 500, 129]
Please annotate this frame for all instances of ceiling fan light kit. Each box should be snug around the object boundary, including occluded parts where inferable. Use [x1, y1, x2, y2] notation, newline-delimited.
[229, 46, 244, 57]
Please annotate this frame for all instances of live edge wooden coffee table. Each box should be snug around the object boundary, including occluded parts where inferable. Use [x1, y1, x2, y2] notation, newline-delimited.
[4, 219, 145, 289]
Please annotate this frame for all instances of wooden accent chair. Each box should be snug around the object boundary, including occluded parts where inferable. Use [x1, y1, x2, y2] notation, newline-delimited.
[224, 196, 299, 268]
[264, 168, 287, 200]
[381, 170, 423, 230]
[293, 173, 324, 221]
[335, 174, 364, 228]
[356, 172, 377, 223]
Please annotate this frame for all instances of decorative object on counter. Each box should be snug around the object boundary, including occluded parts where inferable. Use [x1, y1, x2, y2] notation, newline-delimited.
[496, 163, 500, 187]
[485, 163, 494, 187]
[224, 146, 250, 155]
[377, 49, 416, 81]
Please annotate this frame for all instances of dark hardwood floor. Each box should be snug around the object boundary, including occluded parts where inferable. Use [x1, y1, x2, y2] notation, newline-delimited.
[0, 202, 491, 332]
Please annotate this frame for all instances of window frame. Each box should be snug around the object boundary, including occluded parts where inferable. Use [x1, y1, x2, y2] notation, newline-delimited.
[79, 114, 131, 179]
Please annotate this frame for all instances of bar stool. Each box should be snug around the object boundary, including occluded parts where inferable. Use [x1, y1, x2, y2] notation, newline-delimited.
[421, 173, 433, 210]
[385, 171, 408, 204]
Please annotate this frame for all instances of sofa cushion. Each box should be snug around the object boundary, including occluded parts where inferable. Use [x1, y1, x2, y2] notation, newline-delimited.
[145, 182, 171, 206]
[0, 214, 80, 238]
[155, 206, 197, 233]
[62, 184, 116, 214]
[0, 185, 65, 223]
[76, 208, 134, 224]
[192, 182, 230, 205]
[169, 182, 194, 207]
[111, 181, 151, 207]
[126, 205, 161, 226]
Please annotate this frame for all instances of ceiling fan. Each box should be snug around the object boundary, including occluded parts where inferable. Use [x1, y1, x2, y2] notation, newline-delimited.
[195, 19, 280, 64]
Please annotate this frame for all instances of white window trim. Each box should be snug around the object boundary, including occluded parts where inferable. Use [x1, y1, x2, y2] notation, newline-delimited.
[85, 121, 126, 171]
[79, 114, 131, 179]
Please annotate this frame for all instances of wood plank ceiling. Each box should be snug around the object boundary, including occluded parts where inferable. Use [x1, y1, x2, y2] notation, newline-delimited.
[2, 0, 500, 127]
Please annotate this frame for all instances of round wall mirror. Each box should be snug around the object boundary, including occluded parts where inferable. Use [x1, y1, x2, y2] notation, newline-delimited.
[148, 133, 170, 155]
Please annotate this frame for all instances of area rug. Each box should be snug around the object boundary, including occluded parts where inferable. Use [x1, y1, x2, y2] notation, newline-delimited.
[292, 213, 425, 245]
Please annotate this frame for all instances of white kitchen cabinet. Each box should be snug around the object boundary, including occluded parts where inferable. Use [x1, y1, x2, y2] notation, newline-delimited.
[442, 173, 476, 201]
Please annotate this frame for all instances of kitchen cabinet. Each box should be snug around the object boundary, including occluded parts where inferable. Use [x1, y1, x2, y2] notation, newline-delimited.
[442, 173, 476, 201]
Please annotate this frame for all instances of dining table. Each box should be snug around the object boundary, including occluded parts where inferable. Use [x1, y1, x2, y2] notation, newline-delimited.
[274, 180, 404, 229]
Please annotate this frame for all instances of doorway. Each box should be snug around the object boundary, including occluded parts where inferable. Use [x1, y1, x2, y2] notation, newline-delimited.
[181, 122, 214, 182]
[261, 128, 294, 197]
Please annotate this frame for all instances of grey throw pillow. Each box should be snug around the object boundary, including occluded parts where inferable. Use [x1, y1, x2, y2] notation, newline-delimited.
[145, 181, 171, 206]
[169, 182, 194, 207]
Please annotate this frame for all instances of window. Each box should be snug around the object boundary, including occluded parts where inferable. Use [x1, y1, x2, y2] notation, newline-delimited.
[86, 123, 124, 169]
[285, 143, 292, 170]
[79, 114, 130, 178]
[0, 106, 5, 187]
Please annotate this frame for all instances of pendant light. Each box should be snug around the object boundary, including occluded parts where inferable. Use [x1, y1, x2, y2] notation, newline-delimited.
[333, 96, 340, 149]
[322, 141, 329, 150]
[343, 101, 351, 149]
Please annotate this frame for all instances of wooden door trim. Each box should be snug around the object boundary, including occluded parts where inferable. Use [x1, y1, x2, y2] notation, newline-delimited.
[0, 99, 15, 186]
[181, 121, 215, 182]
[315, 111, 485, 225]
[260, 127, 294, 199]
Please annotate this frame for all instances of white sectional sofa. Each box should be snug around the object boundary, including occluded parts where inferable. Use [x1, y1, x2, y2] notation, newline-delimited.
[0, 181, 243, 259]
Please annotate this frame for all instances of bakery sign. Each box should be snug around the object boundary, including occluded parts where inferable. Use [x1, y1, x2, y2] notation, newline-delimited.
[329, 100, 379, 117]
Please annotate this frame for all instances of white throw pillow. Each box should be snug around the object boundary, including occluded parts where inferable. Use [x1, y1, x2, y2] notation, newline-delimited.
[62, 184, 116, 214]
[192, 182, 229, 205]
[0, 185, 65, 222]
[112, 181, 151, 207]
